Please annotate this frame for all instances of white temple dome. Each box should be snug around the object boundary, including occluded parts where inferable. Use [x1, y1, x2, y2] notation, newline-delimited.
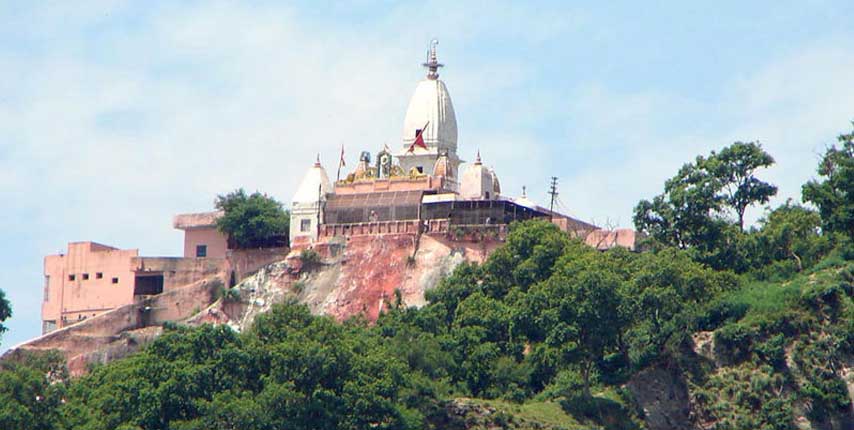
[460, 152, 496, 200]
[401, 42, 458, 154]
[292, 158, 332, 204]
[402, 80, 458, 153]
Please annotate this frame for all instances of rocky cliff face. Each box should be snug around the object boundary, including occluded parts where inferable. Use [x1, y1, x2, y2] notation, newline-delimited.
[193, 233, 501, 331]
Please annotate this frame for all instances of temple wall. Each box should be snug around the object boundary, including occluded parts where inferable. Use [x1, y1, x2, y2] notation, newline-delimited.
[333, 176, 443, 194]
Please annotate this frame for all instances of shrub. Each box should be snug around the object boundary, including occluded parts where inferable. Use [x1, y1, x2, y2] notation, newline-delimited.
[300, 248, 321, 269]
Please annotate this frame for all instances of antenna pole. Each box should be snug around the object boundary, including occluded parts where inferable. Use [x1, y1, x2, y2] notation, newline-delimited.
[548, 176, 558, 213]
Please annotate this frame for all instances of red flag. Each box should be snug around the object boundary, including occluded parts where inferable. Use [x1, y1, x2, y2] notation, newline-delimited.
[336, 145, 346, 181]
[408, 122, 430, 152]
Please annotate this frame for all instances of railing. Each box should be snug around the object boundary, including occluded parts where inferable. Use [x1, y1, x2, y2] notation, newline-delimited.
[318, 219, 508, 241]
[319, 220, 422, 238]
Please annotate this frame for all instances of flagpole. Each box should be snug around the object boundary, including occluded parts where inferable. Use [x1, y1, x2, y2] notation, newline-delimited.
[336, 144, 344, 181]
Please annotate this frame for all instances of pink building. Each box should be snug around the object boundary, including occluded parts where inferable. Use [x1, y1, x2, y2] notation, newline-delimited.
[41, 241, 227, 334]
[42, 242, 138, 333]
[172, 211, 229, 258]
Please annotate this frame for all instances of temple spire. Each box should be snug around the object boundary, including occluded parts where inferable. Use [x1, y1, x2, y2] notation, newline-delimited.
[422, 39, 443, 80]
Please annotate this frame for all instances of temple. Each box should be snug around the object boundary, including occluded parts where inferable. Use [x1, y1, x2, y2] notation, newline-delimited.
[289, 40, 614, 248]
[35, 40, 637, 343]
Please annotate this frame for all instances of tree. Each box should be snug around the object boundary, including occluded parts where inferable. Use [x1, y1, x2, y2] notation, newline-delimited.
[803, 123, 854, 240]
[633, 159, 725, 249]
[634, 142, 778, 271]
[703, 141, 777, 230]
[0, 288, 10, 345]
[754, 200, 829, 271]
[526, 251, 628, 397]
[215, 189, 290, 248]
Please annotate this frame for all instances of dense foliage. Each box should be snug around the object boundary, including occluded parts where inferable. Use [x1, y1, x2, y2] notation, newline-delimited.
[0, 288, 10, 345]
[803, 123, 854, 240]
[215, 189, 290, 248]
[2, 124, 854, 429]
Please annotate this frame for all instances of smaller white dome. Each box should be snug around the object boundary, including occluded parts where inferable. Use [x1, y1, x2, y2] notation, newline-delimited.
[460, 152, 495, 200]
[514, 186, 537, 208]
[292, 159, 332, 204]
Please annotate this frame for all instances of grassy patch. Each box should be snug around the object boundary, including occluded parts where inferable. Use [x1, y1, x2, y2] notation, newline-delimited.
[468, 398, 585, 429]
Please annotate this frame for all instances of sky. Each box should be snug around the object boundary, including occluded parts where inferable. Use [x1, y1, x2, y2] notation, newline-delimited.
[2, 1, 854, 350]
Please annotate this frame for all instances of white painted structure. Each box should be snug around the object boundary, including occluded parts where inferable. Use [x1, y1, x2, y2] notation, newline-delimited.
[290, 158, 332, 243]
[396, 40, 461, 177]
[460, 152, 498, 200]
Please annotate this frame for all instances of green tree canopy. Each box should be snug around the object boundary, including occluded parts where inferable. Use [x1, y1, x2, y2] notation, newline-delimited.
[0, 288, 10, 345]
[634, 141, 777, 271]
[215, 189, 290, 248]
[704, 141, 778, 230]
[802, 124, 854, 240]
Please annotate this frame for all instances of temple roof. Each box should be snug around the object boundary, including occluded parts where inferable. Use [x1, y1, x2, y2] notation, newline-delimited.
[292, 158, 332, 204]
[401, 41, 458, 155]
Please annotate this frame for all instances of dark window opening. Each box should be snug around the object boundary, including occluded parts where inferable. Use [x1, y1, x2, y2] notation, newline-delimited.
[112, 277, 119, 284]
[196, 245, 207, 257]
[82, 273, 89, 280]
[134, 274, 164, 296]
[42, 320, 56, 334]
[96, 272, 103, 279]
[415, 129, 421, 138]
[300, 219, 311, 232]
[416, 166, 423, 173]
[68, 274, 75, 281]
[485, 192, 490, 200]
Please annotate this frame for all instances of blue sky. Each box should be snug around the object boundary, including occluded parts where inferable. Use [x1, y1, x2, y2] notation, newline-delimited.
[2, 1, 854, 350]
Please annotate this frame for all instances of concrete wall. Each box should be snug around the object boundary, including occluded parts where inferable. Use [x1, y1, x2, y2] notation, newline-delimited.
[182, 227, 229, 259]
[132, 256, 227, 290]
[42, 242, 138, 332]
[226, 247, 290, 283]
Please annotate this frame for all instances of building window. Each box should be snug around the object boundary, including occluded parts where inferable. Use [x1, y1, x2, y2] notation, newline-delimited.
[196, 245, 207, 257]
[44, 276, 50, 302]
[112, 277, 119, 284]
[82, 273, 89, 280]
[96, 272, 103, 279]
[68, 274, 75, 281]
[416, 166, 423, 173]
[42, 320, 57, 334]
[300, 219, 311, 232]
[134, 274, 164, 296]
[415, 129, 421, 138]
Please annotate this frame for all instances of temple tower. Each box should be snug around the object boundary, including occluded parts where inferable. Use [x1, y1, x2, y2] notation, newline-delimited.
[290, 156, 332, 244]
[396, 40, 461, 177]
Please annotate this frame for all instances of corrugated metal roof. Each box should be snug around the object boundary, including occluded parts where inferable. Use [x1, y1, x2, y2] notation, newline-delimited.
[325, 191, 425, 210]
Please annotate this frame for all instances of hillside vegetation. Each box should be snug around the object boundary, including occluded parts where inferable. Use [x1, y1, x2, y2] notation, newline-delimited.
[2, 127, 854, 429]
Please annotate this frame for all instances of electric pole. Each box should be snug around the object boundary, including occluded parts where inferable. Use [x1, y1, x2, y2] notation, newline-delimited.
[548, 176, 558, 213]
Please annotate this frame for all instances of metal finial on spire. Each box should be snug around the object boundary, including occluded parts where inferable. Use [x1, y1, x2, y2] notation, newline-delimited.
[475, 149, 482, 164]
[315, 153, 321, 167]
[522, 186, 527, 198]
[422, 39, 443, 80]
